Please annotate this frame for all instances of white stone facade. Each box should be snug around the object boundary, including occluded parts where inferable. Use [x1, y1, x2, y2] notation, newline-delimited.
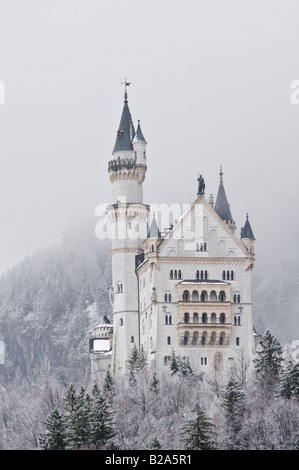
[99, 91, 256, 379]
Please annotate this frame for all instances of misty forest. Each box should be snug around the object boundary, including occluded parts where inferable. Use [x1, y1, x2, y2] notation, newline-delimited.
[0, 217, 298, 450]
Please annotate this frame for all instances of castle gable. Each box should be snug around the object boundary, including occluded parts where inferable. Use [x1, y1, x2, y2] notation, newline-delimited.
[158, 196, 246, 259]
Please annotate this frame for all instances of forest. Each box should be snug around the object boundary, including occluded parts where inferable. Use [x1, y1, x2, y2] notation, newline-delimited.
[0, 216, 298, 450]
[0, 331, 299, 450]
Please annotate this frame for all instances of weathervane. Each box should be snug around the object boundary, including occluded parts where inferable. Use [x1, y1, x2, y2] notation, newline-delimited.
[121, 79, 131, 102]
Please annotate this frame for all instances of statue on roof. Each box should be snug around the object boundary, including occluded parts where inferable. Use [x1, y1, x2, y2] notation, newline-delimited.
[197, 174, 205, 196]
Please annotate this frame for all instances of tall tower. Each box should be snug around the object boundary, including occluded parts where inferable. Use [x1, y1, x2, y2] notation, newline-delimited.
[107, 85, 150, 375]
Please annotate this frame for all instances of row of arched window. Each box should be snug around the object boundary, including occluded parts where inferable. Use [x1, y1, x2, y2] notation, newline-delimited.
[182, 331, 226, 346]
[168, 270, 237, 281]
[182, 289, 227, 302]
[222, 270, 235, 280]
[183, 312, 227, 324]
[169, 270, 182, 280]
[196, 242, 208, 252]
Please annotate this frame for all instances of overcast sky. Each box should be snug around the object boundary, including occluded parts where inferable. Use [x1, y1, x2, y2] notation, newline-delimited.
[0, 0, 298, 274]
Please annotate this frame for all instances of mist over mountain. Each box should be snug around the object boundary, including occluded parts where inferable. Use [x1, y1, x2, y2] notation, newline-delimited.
[0, 217, 112, 387]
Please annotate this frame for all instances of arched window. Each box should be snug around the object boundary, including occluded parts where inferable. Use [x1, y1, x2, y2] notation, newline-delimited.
[211, 331, 216, 345]
[192, 290, 199, 301]
[196, 270, 200, 280]
[227, 271, 230, 280]
[178, 270, 182, 279]
[220, 313, 226, 324]
[164, 293, 168, 302]
[201, 290, 208, 302]
[168, 293, 172, 302]
[131, 336, 134, 343]
[117, 281, 123, 293]
[174, 270, 177, 279]
[202, 312, 208, 324]
[183, 332, 189, 345]
[211, 312, 216, 323]
[236, 337, 240, 346]
[165, 315, 168, 325]
[201, 332, 207, 345]
[193, 313, 199, 323]
[169, 315, 172, 325]
[219, 332, 225, 345]
[234, 315, 241, 326]
[231, 270, 234, 280]
[183, 290, 190, 302]
[167, 336, 171, 345]
[164, 356, 171, 365]
[170, 270, 173, 279]
[119, 318, 123, 326]
[192, 332, 198, 345]
[222, 270, 226, 280]
[219, 291, 226, 302]
[210, 290, 217, 301]
[184, 312, 190, 324]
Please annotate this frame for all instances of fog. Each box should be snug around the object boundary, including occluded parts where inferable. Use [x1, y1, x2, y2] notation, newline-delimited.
[0, 0, 298, 274]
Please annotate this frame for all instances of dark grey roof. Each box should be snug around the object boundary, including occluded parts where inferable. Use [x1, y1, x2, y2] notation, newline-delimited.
[214, 167, 234, 223]
[113, 97, 135, 153]
[241, 215, 255, 240]
[134, 120, 146, 142]
[147, 215, 161, 238]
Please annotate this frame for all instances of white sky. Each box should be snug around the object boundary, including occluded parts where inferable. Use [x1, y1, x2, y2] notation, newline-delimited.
[0, 0, 298, 273]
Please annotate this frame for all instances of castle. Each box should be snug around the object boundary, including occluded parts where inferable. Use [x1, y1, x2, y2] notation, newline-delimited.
[90, 85, 257, 381]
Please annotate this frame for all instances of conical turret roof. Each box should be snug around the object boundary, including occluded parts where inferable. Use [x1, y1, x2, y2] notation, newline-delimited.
[113, 92, 135, 153]
[214, 167, 234, 224]
[241, 214, 255, 240]
[147, 214, 161, 238]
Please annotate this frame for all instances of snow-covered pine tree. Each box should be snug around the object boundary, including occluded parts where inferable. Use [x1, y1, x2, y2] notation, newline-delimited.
[180, 403, 216, 450]
[66, 386, 92, 449]
[279, 360, 299, 400]
[39, 408, 68, 450]
[89, 382, 115, 449]
[169, 349, 193, 376]
[221, 377, 245, 448]
[253, 329, 284, 389]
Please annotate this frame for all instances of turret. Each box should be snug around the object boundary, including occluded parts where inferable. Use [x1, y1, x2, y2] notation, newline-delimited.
[214, 166, 236, 232]
[107, 84, 150, 376]
[241, 214, 255, 253]
[108, 88, 147, 204]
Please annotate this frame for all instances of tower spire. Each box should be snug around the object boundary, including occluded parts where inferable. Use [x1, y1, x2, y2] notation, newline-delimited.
[121, 78, 131, 104]
[214, 166, 236, 232]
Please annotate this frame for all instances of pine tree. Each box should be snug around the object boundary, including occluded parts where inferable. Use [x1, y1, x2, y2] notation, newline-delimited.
[90, 382, 115, 449]
[180, 403, 216, 450]
[169, 349, 179, 375]
[39, 408, 68, 450]
[221, 377, 245, 448]
[66, 386, 91, 449]
[150, 437, 162, 450]
[150, 372, 159, 394]
[279, 360, 299, 400]
[169, 349, 193, 376]
[253, 329, 284, 389]
[127, 344, 148, 383]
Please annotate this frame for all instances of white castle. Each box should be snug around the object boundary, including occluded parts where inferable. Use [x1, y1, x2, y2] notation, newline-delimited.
[90, 85, 257, 381]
